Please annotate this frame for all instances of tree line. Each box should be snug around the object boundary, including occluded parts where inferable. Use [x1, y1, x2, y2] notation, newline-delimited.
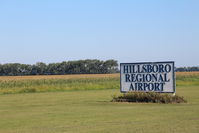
[175, 67, 199, 72]
[0, 60, 198, 76]
[0, 59, 119, 76]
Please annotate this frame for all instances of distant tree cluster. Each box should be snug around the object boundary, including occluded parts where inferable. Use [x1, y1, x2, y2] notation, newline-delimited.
[0, 59, 119, 76]
[175, 66, 199, 72]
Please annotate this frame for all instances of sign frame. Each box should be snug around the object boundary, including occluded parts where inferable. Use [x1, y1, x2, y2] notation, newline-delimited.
[120, 61, 176, 93]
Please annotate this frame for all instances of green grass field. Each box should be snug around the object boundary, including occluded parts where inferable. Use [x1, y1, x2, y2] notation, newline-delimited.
[0, 72, 199, 133]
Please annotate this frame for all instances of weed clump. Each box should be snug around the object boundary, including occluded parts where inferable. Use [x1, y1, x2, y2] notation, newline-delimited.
[112, 92, 187, 104]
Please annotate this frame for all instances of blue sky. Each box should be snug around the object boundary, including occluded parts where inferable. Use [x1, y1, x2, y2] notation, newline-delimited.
[0, 0, 198, 67]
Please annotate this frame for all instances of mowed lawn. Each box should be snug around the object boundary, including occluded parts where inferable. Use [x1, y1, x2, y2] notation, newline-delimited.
[0, 73, 199, 133]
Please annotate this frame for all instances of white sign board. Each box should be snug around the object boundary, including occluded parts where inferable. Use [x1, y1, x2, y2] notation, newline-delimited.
[120, 61, 175, 93]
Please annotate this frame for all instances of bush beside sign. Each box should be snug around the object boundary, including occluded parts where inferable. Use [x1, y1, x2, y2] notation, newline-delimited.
[120, 61, 175, 93]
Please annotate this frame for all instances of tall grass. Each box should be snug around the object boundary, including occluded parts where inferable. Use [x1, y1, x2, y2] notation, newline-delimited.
[0, 74, 119, 94]
[0, 72, 199, 94]
[176, 72, 199, 86]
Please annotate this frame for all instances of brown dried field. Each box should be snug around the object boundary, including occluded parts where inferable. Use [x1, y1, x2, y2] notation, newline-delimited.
[1, 72, 199, 81]
[0, 73, 119, 81]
